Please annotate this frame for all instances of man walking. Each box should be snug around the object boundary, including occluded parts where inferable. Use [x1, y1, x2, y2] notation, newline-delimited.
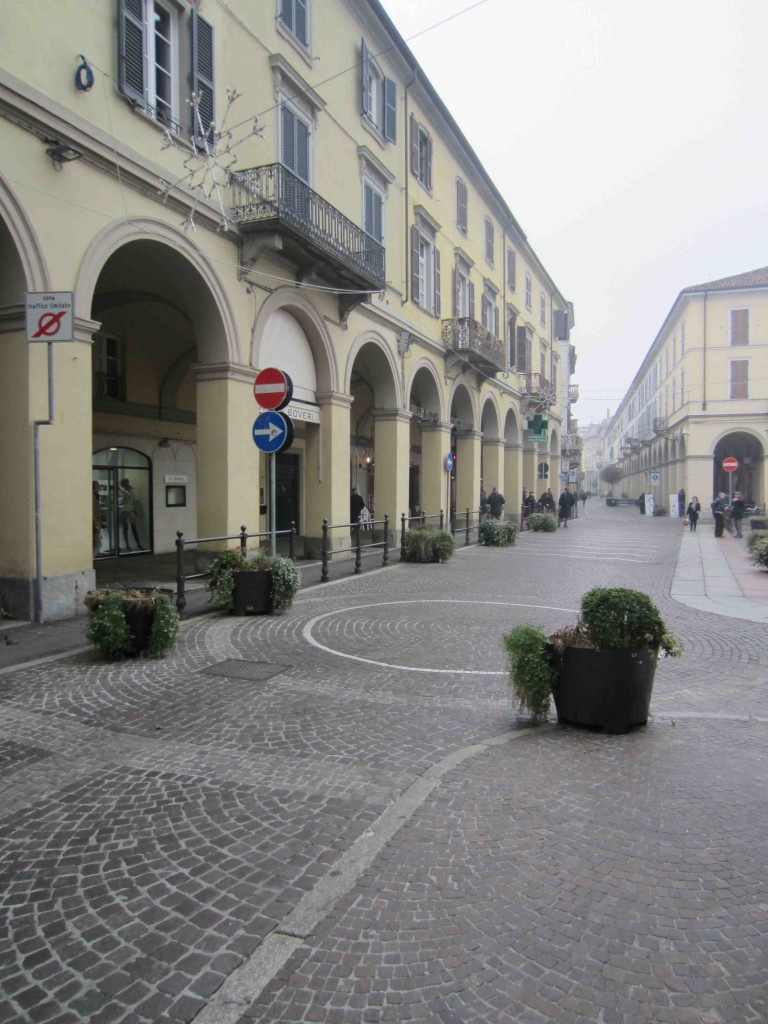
[488, 487, 505, 519]
[558, 488, 573, 528]
[730, 491, 746, 538]
[711, 492, 726, 538]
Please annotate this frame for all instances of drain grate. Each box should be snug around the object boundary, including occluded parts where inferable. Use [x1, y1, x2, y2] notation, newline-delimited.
[201, 659, 289, 682]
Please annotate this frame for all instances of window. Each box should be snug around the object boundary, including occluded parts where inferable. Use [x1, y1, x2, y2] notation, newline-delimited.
[280, 102, 310, 182]
[453, 261, 473, 318]
[410, 116, 432, 189]
[730, 308, 749, 345]
[92, 333, 125, 401]
[525, 273, 532, 310]
[363, 180, 384, 242]
[361, 39, 396, 142]
[118, 0, 214, 139]
[729, 359, 749, 399]
[279, 0, 308, 47]
[456, 179, 468, 234]
[506, 249, 516, 290]
[484, 218, 494, 265]
[481, 285, 499, 337]
[540, 342, 548, 379]
[411, 225, 440, 314]
[506, 309, 517, 366]
[540, 293, 546, 328]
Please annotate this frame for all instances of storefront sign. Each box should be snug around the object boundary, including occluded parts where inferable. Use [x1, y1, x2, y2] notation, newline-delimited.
[284, 403, 320, 424]
[164, 474, 188, 484]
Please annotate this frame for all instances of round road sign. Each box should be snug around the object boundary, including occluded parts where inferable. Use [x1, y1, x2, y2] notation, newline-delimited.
[253, 367, 293, 410]
[445, 453, 454, 472]
[722, 457, 738, 473]
[252, 411, 294, 453]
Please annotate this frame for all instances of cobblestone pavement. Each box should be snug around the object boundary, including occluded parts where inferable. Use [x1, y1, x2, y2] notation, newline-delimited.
[1, 503, 766, 1023]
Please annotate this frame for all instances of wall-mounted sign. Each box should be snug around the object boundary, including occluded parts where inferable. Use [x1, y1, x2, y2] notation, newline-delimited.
[26, 292, 74, 342]
[284, 403, 320, 424]
[164, 474, 188, 484]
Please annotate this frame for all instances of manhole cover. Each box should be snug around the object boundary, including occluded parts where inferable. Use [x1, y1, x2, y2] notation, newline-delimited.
[202, 659, 288, 682]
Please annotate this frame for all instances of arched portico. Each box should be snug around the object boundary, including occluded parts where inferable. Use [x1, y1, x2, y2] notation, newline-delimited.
[480, 395, 504, 504]
[407, 362, 447, 520]
[503, 407, 523, 516]
[449, 380, 480, 518]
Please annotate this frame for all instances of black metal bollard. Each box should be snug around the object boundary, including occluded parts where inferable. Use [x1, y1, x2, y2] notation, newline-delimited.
[465, 508, 471, 546]
[175, 531, 186, 614]
[383, 514, 389, 566]
[354, 522, 362, 574]
[400, 512, 407, 561]
[289, 521, 296, 561]
[321, 519, 329, 582]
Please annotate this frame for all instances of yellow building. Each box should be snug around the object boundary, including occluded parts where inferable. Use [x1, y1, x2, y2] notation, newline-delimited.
[0, 0, 574, 621]
[602, 267, 767, 512]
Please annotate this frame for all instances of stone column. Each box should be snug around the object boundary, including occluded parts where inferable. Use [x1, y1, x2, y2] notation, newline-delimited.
[505, 443, 522, 519]
[522, 444, 538, 495]
[483, 438, 505, 507]
[420, 421, 452, 523]
[305, 391, 352, 557]
[455, 429, 482, 521]
[373, 408, 411, 542]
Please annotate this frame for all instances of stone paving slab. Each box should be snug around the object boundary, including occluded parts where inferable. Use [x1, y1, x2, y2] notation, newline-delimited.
[1, 503, 767, 1023]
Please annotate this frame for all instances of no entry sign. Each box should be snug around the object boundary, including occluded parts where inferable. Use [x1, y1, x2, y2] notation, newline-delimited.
[253, 367, 293, 411]
[722, 457, 738, 473]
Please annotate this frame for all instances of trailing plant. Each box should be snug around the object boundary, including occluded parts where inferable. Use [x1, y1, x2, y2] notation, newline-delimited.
[528, 512, 557, 532]
[146, 595, 181, 657]
[503, 624, 558, 723]
[479, 519, 516, 547]
[86, 594, 133, 659]
[206, 548, 300, 612]
[431, 529, 456, 562]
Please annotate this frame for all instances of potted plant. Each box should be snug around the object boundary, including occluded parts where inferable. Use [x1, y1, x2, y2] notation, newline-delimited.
[503, 587, 681, 733]
[207, 549, 300, 614]
[479, 519, 516, 547]
[402, 528, 456, 563]
[85, 588, 180, 659]
[747, 530, 768, 570]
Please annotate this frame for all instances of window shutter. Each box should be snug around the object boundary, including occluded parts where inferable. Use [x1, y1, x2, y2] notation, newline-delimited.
[118, 0, 145, 105]
[452, 268, 458, 317]
[456, 179, 467, 233]
[494, 305, 499, 339]
[280, 0, 292, 28]
[410, 115, 419, 177]
[516, 326, 528, 372]
[281, 105, 295, 172]
[295, 116, 310, 183]
[425, 133, 433, 190]
[468, 281, 475, 321]
[361, 38, 370, 117]
[411, 226, 420, 304]
[364, 183, 373, 236]
[383, 78, 397, 142]
[295, 0, 308, 44]
[192, 12, 215, 141]
[434, 247, 441, 317]
[507, 249, 516, 289]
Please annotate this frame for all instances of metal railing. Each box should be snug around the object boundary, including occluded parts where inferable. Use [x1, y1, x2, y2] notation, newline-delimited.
[175, 524, 296, 614]
[399, 511, 444, 560]
[231, 163, 385, 288]
[441, 317, 506, 372]
[451, 506, 486, 545]
[518, 372, 551, 395]
[568, 383, 579, 402]
[320, 515, 389, 582]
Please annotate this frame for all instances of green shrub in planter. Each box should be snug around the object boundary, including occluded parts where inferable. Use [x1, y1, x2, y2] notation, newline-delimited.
[503, 624, 557, 722]
[528, 512, 557, 532]
[85, 590, 180, 659]
[431, 529, 456, 562]
[86, 594, 132, 659]
[746, 529, 768, 554]
[207, 549, 300, 612]
[479, 519, 516, 547]
[403, 528, 434, 562]
[748, 536, 768, 570]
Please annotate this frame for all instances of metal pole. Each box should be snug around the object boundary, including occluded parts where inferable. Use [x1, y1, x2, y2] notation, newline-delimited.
[33, 342, 55, 623]
[270, 452, 276, 555]
[175, 531, 186, 615]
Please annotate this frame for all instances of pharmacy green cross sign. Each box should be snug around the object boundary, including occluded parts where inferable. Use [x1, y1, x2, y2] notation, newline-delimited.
[526, 414, 549, 443]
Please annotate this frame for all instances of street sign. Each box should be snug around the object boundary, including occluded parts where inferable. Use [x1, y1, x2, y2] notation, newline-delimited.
[538, 461, 549, 479]
[253, 367, 293, 410]
[26, 292, 73, 342]
[569, 468, 578, 480]
[650, 472, 660, 484]
[723, 457, 738, 473]
[252, 411, 294, 453]
[445, 453, 454, 472]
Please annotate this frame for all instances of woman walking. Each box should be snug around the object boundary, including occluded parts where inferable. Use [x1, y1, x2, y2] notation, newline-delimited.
[686, 496, 701, 532]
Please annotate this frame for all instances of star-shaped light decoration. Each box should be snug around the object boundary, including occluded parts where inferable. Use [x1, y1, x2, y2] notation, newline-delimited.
[158, 87, 262, 233]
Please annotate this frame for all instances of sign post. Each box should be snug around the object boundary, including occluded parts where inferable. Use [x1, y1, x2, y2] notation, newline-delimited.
[723, 456, 738, 504]
[253, 369, 294, 554]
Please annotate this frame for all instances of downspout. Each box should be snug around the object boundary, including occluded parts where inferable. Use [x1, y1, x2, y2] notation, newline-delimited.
[702, 290, 708, 411]
[402, 69, 418, 306]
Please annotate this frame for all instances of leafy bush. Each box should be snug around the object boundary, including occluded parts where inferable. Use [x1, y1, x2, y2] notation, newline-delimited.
[147, 595, 181, 657]
[502, 625, 557, 722]
[403, 529, 434, 562]
[746, 529, 768, 554]
[86, 594, 132, 659]
[85, 590, 179, 659]
[431, 529, 456, 562]
[528, 512, 557, 532]
[207, 548, 300, 611]
[749, 536, 768, 569]
[479, 519, 516, 547]
[577, 587, 680, 657]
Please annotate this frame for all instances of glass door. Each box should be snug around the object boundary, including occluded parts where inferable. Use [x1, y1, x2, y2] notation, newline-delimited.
[92, 449, 153, 558]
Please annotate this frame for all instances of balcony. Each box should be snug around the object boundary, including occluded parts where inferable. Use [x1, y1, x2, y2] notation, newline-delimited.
[518, 372, 556, 406]
[568, 383, 579, 403]
[231, 164, 386, 315]
[441, 318, 506, 375]
[564, 433, 582, 452]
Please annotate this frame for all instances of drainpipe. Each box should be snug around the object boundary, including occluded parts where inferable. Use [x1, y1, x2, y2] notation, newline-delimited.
[34, 343, 55, 623]
[402, 70, 418, 306]
[702, 291, 708, 411]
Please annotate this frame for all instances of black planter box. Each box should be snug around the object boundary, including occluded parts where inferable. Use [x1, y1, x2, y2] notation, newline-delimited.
[233, 571, 272, 616]
[550, 646, 658, 734]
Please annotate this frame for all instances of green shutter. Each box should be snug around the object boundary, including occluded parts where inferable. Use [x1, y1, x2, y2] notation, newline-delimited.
[295, 0, 308, 44]
[192, 12, 215, 141]
[383, 78, 396, 142]
[118, 0, 145, 105]
[361, 39, 370, 116]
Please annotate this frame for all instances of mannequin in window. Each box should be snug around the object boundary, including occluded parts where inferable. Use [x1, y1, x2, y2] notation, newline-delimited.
[118, 478, 142, 550]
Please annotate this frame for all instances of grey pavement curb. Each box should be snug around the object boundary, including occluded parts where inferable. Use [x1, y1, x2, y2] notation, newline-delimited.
[190, 727, 539, 1024]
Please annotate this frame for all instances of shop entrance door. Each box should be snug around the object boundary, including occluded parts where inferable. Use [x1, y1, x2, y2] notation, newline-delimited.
[92, 448, 153, 558]
[275, 453, 300, 533]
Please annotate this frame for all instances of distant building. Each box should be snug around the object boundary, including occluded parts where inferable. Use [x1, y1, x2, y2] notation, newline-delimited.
[601, 267, 767, 512]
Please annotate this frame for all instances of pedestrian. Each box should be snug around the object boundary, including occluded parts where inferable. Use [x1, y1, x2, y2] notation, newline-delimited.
[685, 496, 701, 532]
[638, 492, 645, 514]
[711, 492, 726, 537]
[488, 486, 505, 519]
[558, 488, 573, 528]
[730, 491, 746, 538]
[350, 487, 366, 524]
[677, 488, 686, 518]
[539, 488, 556, 514]
[580, 490, 588, 509]
[522, 488, 536, 528]
[479, 483, 488, 513]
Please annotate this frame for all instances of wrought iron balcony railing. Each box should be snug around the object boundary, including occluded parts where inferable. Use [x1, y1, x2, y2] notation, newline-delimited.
[409, 403, 440, 424]
[518, 372, 555, 401]
[441, 318, 506, 374]
[231, 163, 386, 292]
[653, 417, 668, 434]
[565, 433, 583, 450]
[568, 383, 579, 402]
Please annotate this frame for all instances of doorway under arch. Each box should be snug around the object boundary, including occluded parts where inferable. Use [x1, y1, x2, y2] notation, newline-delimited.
[92, 447, 153, 558]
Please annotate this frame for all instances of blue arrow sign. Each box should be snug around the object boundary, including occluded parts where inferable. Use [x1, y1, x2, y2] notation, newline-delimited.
[252, 411, 293, 453]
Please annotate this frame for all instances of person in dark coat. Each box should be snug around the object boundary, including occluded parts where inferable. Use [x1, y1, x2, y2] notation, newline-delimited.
[350, 487, 366, 524]
[558, 488, 573, 528]
[711, 492, 726, 537]
[539, 488, 556, 514]
[685, 496, 701, 532]
[730, 491, 746, 538]
[488, 487, 505, 519]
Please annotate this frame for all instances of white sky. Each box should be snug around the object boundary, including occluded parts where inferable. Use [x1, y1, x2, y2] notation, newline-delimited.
[379, 0, 768, 425]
